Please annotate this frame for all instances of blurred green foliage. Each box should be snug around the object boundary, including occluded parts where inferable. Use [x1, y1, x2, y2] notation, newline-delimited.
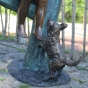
[64, 0, 85, 23]
[0, 6, 17, 15]
[58, 0, 86, 23]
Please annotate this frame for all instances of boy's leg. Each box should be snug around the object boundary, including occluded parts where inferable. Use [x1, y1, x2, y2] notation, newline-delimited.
[34, 0, 47, 40]
[17, 0, 32, 38]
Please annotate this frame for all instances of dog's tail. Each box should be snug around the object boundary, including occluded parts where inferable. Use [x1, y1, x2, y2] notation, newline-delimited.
[65, 55, 82, 66]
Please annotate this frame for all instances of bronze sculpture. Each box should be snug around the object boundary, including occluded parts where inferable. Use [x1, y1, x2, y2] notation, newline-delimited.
[39, 20, 81, 81]
[1, 0, 81, 86]
[7, 20, 81, 86]
[17, 0, 47, 40]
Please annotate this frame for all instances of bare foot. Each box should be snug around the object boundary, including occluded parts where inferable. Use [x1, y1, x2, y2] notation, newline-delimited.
[33, 28, 42, 40]
[17, 25, 27, 38]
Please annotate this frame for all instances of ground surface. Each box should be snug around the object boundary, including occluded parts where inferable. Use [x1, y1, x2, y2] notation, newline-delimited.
[0, 40, 88, 88]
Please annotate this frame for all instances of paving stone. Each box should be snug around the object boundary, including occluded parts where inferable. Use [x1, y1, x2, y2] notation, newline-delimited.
[1, 53, 25, 63]
[0, 41, 27, 49]
[70, 70, 88, 81]
[0, 66, 24, 88]
[64, 66, 78, 73]
[5, 53, 25, 59]
[0, 61, 8, 68]
[0, 82, 13, 88]
[77, 62, 88, 67]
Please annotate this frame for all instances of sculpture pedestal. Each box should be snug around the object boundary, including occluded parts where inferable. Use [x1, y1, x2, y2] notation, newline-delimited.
[8, 59, 71, 87]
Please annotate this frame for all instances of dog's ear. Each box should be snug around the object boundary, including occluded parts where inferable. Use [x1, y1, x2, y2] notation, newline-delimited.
[47, 20, 54, 26]
[60, 23, 68, 30]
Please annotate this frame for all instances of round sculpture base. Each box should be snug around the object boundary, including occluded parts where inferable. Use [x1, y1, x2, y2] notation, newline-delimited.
[8, 59, 71, 87]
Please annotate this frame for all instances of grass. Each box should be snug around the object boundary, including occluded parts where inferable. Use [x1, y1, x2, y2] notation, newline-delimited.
[72, 77, 87, 84]
[86, 51, 88, 54]
[0, 34, 15, 41]
[19, 84, 31, 88]
[76, 66, 85, 70]
[79, 51, 88, 54]
[0, 78, 6, 82]
[17, 48, 26, 52]
[65, 49, 71, 53]
[79, 51, 83, 55]
[76, 65, 88, 71]
[0, 68, 8, 72]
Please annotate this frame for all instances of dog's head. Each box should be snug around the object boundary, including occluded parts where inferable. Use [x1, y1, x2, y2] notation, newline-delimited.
[47, 20, 68, 37]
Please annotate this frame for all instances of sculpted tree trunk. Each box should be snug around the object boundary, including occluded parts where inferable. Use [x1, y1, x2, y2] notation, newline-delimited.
[24, 0, 62, 72]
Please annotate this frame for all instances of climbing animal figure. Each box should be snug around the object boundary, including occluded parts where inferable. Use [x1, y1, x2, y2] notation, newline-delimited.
[39, 20, 81, 81]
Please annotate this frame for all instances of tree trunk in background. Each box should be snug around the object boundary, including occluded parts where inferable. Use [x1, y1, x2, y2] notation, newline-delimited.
[8, 9, 11, 40]
[24, 0, 62, 72]
[0, 6, 4, 34]
[2, 8, 8, 36]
